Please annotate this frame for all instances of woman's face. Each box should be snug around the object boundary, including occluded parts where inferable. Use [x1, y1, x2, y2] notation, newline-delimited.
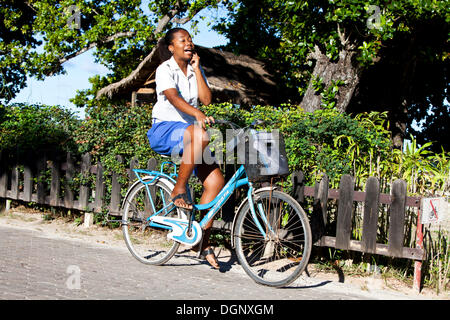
[168, 30, 195, 62]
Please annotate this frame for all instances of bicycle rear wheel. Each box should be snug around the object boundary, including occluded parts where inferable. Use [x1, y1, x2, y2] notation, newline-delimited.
[234, 190, 312, 287]
[122, 177, 181, 265]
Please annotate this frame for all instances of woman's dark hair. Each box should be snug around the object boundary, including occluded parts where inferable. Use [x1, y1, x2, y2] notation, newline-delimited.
[157, 27, 189, 62]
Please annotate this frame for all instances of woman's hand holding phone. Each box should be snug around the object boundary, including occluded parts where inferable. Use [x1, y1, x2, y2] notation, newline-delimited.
[190, 52, 200, 70]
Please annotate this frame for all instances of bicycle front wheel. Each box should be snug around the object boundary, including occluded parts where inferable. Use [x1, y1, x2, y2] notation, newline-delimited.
[122, 177, 181, 265]
[234, 190, 312, 287]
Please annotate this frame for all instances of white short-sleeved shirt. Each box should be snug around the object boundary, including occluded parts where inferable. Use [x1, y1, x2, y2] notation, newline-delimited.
[152, 56, 209, 124]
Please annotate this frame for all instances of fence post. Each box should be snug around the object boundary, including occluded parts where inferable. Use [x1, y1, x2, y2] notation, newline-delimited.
[109, 155, 123, 215]
[23, 164, 33, 203]
[50, 159, 60, 207]
[311, 174, 329, 244]
[0, 152, 7, 199]
[8, 165, 19, 211]
[291, 171, 305, 206]
[388, 179, 407, 257]
[147, 158, 158, 205]
[0, 153, 7, 212]
[36, 155, 47, 204]
[335, 174, 355, 250]
[362, 177, 380, 254]
[128, 157, 139, 187]
[94, 161, 105, 213]
[11, 166, 19, 200]
[64, 152, 75, 208]
[79, 153, 91, 211]
[221, 164, 236, 223]
[147, 158, 157, 171]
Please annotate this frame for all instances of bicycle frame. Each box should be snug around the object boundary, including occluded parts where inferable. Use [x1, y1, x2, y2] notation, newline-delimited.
[132, 163, 274, 240]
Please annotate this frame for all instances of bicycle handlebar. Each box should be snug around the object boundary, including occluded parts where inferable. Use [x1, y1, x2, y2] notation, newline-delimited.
[212, 119, 272, 151]
[213, 119, 267, 130]
[213, 119, 239, 130]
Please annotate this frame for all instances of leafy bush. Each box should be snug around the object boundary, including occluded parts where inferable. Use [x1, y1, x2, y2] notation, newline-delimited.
[0, 103, 80, 163]
[3, 101, 446, 197]
[73, 101, 156, 187]
[201, 102, 394, 188]
[74, 101, 396, 214]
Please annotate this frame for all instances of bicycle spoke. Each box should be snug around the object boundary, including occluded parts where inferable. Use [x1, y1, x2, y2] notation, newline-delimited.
[234, 190, 312, 287]
[122, 179, 180, 265]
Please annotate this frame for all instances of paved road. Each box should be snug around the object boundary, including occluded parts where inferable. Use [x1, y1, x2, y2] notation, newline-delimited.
[0, 224, 424, 301]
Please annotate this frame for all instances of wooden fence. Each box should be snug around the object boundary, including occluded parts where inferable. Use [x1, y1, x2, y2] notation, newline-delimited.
[0, 152, 158, 216]
[0, 152, 425, 290]
[290, 171, 424, 261]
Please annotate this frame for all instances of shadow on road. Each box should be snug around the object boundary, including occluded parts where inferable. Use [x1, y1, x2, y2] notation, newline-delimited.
[170, 247, 336, 290]
[170, 246, 239, 272]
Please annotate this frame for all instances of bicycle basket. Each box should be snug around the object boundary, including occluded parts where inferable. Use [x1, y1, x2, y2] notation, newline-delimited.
[240, 129, 289, 182]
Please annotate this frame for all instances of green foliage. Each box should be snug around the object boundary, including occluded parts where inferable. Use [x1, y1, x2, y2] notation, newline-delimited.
[0, 0, 225, 103]
[215, 0, 450, 151]
[2, 101, 447, 196]
[216, 0, 449, 95]
[202, 102, 449, 195]
[0, 1, 39, 101]
[72, 101, 157, 187]
[400, 136, 450, 195]
[201, 102, 394, 187]
[0, 103, 80, 162]
[3, 0, 448, 152]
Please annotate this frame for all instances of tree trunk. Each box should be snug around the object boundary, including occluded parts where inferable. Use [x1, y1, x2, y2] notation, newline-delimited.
[302, 44, 362, 113]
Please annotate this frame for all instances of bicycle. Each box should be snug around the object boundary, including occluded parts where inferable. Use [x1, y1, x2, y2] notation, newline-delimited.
[120, 120, 312, 287]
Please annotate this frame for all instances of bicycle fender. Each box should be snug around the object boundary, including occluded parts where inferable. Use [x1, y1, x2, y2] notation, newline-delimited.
[121, 175, 174, 211]
[230, 186, 277, 248]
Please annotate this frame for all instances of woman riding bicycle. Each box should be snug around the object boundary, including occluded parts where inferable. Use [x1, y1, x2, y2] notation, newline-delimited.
[147, 28, 224, 269]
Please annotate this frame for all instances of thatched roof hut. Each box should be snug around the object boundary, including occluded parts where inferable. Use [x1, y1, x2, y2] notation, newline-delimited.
[96, 45, 279, 106]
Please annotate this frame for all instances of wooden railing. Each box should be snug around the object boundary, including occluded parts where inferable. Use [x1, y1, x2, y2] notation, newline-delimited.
[290, 171, 423, 261]
[0, 153, 158, 216]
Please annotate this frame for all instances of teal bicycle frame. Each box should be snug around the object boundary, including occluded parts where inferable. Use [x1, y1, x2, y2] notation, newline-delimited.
[132, 163, 274, 240]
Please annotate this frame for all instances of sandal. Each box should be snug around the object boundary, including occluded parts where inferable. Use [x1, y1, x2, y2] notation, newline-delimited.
[171, 192, 193, 210]
[200, 247, 220, 269]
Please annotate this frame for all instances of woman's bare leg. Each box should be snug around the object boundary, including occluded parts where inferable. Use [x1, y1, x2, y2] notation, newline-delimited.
[170, 124, 225, 268]
[195, 163, 225, 268]
[171, 124, 209, 209]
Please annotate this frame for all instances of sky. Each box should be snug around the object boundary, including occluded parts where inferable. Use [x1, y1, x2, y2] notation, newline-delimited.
[10, 7, 228, 119]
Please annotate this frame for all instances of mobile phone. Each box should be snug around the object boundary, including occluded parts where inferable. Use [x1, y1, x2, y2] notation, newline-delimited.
[189, 49, 197, 64]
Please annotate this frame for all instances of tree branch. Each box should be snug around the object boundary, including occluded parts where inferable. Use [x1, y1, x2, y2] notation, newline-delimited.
[95, 7, 183, 99]
[172, 8, 203, 24]
[47, 0, 218, 77]
[24, 1, 37, 13]
[95, 0, 221, 99]
[173, 0, 220, 24]
[46, 31, 137, 76]
[307, 45, 328, 62]
[337, 24, 355, 50]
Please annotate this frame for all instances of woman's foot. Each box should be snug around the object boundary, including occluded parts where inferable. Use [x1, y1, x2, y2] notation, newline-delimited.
[201, 247, 219, 269]
[171, 191, 193, 210]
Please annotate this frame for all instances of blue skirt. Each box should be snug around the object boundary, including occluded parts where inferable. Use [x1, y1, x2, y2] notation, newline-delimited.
[147, 121, 191, 157]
